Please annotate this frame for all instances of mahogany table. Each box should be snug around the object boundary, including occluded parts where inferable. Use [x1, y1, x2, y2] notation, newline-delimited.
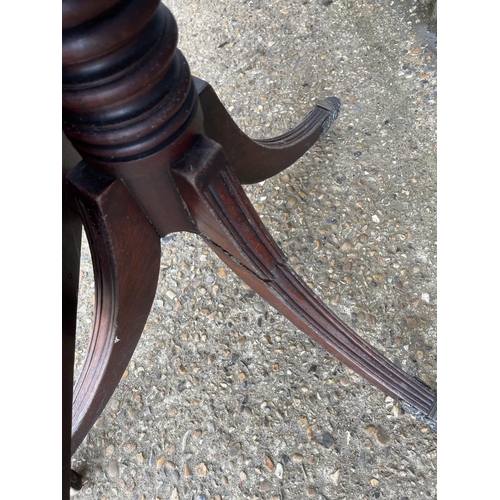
[62, 1, 437, 497]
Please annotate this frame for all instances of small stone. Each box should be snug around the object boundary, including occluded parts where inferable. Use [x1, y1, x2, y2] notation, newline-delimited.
[157, 456, 166, 468]
[222, 475, 229, 485]
[260, 480, 271, 491]
[218, 267, 227, 278]
[122, 442, 136, 454]
[321, 432, 334, 449]
[214, 496, 222, 500]
[105, 444, 115, 456]
[275, 463, 283, 479]
[374, 427, 390, 445]
[306, 486, 316, 497]
[136, 453, 146, 464]
[292, 453, 304, 463]
[238, 372, 246, 381]
[184, 463, 192, 478]
[170, 487, 179, 500]
[108, 460, 119, 478]
[195, 462, 208, 476]
[94, 416, 106, 428]
[165, 461, 176, 469]
[307, 424, 315, 439]
[371, 478, 379, 486]
[229, 443, 241, 456]
[129, 409, 138, 419]
[240, 471, 247, 480]
[372, 214, 380, 223]
[237, 336, 246, 345]
[331, 469, 341, 486]
[365, 425, 376, 435]
[263, 455, 274, 471]
[341, 242, 352, 251]
[340, 376, 349, 386]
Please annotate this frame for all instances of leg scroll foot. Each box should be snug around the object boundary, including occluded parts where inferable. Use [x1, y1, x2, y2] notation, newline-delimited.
[194, 77, 340, 184]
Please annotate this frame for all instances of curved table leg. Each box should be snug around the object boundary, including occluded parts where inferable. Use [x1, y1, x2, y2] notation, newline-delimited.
[194, 77, 340, 184]
[66, 162, 161, 454]
[172, 136, 437, 430]
[62, 178, 82, 498]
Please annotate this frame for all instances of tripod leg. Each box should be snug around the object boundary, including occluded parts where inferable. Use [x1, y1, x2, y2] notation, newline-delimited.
[172, 136, 437, 430]
[62, 180, 82, 499]
[66, 162, 161, 454]
[194, 77, 340, 184]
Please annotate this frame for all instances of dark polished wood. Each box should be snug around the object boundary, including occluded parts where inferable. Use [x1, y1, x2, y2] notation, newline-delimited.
[62, 0, 436, 496]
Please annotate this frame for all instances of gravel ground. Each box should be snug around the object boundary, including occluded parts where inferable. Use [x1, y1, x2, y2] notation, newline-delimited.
[71, 1, 437, 499]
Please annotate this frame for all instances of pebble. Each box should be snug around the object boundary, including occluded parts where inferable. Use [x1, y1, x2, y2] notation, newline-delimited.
[123, 442, 137, 453]
[321, 432, 335, 449]
[263, 455, 275, 471]
[108, 460, 119, 478]
[292, 453, 304, 463]
[222, 475, 229, 485]
[331, 469, 341, 486]
[260, 480, 271, 491]
[184, 463, 192, 478]
[229, 443, 241, 456]
[375, 427, 390, 445]
[156, 456, 166, 468]
[105, 444, 115, 456]
[170, 488, 179, 500]
[371, 478, 380, 486]
[218, 267, 227, 278]
[306, 486, 316, 497]
[195, 462, 208, 476]
[365, 425, 375, 435]
[275, 463, 284, 479]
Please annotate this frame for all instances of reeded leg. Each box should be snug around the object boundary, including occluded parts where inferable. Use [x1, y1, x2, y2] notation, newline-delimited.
[66, 162, 161, 453]
[172, 136, 437, 430]
[195, 77, 341, 184]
